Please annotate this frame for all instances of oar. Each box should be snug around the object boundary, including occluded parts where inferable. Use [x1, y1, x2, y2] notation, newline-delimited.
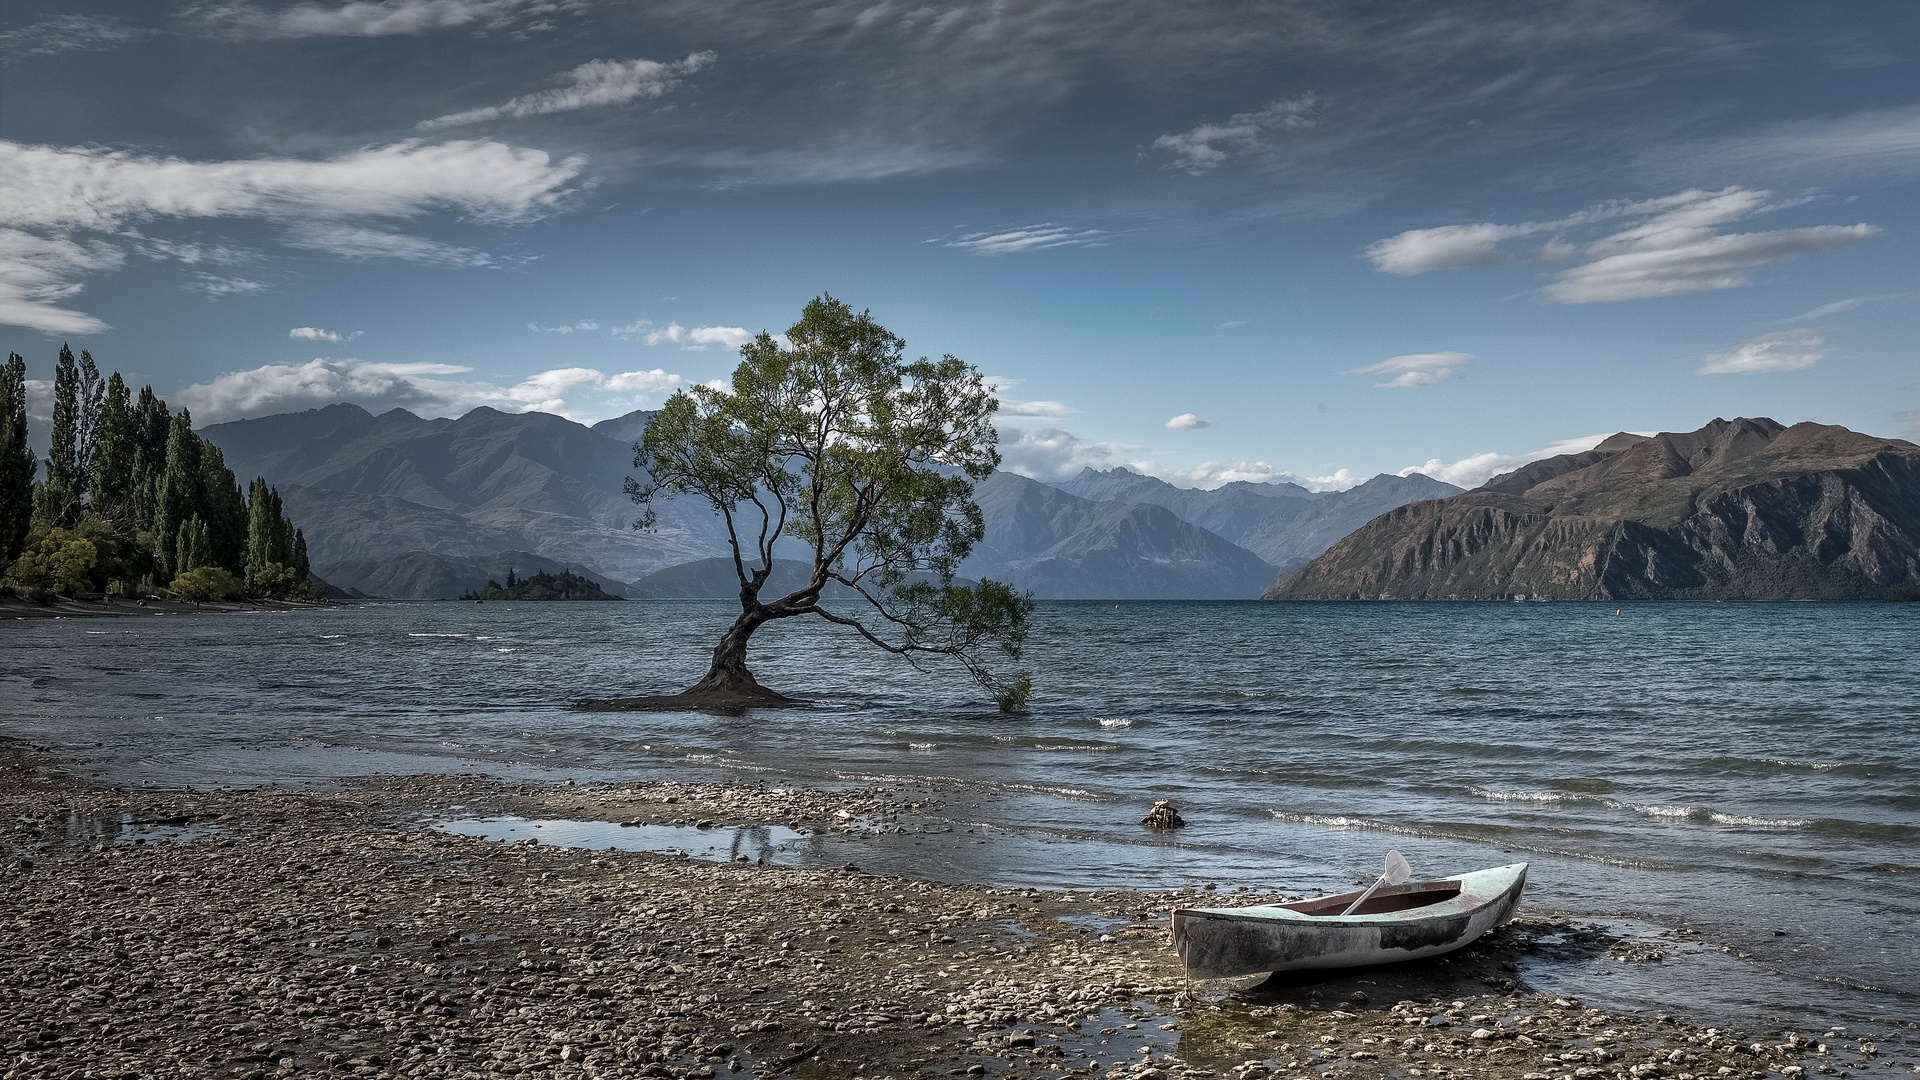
[1341, 849, 1412, 916]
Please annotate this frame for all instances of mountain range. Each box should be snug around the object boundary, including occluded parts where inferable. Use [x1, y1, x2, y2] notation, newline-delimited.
[1271, 417, 1920, 601]
[200, 404, 1460, 600]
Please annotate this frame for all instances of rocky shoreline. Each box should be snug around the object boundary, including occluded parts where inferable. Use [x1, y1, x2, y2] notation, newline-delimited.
[0, 748, 1902, 1080]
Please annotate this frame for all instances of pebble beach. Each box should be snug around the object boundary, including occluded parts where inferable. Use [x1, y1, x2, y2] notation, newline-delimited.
[3, 745, 1905, 1080]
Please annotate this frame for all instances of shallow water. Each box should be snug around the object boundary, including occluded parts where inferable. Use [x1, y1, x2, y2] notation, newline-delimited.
[4, 599, 1916, 1055]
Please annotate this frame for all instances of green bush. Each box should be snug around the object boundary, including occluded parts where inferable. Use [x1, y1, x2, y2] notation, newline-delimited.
[248, 561, 307, 599]
[169, 566, 245, 602]
[4, 530, 102, 595]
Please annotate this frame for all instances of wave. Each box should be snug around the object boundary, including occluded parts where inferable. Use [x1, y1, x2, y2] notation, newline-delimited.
[407, 632, 469, 638]
[1467, 786, 1812, 828]
[1268, 810, 1685, 870]
[1094, 717, 1135, 729]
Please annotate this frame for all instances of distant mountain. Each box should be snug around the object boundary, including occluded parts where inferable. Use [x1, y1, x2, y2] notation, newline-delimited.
[201, 403, 1453, 601]
[961, 471, 1277, 599]
[202, 404, 735, 583]
[1271, 418, 1920, 601]
[1057, 467, 1462, 571]
[321, 549, 625, 600]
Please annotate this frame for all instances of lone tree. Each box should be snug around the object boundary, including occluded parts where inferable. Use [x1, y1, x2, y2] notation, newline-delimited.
[627, 295, 1033, 711]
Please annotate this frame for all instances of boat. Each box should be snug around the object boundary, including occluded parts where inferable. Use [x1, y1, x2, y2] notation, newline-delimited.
[1170, 862, 1528, 978]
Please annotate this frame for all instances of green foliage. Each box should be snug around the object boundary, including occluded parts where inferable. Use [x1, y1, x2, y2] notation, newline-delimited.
[463, 570, 617, 601]
[169, 565, 245, 602]
[3, 525, 108, 595]
[0, 349, 316, 602]
[0, 353, 34, 564]
[633, 294, 1032, 709]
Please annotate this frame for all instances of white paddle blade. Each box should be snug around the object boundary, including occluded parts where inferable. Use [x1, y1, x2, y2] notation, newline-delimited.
[1383, 849, 1412, 886]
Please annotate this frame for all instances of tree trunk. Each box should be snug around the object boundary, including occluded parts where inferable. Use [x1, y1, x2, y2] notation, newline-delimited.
[684, 606, 789, 701]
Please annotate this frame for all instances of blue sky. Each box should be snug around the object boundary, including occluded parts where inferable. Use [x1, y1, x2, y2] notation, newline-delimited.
[3, 0, 1917, 487]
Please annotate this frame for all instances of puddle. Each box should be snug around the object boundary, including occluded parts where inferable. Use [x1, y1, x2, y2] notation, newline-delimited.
[64, 810, 220, 845]
[435, 816, 812, 865]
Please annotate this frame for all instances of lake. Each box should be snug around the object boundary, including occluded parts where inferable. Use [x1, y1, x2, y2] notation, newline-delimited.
[4, 599, 1916, 1056]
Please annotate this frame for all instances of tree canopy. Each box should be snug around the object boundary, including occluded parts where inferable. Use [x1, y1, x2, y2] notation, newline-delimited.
[629, 295, 1033, 711]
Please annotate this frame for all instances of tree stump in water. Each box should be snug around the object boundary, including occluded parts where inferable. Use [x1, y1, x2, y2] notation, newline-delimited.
[1140, 801, 1185, 829]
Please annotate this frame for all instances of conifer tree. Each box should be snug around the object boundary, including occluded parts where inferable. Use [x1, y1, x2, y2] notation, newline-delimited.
[0, 353, 34, 563]
[175, 515, 212, 574]
[130, 386, 171, 534]
[153, 412, 203, 576]
[36, 345, 81, 528]
[197, 442, 248, 571]
[292, 528, 310, 581]
[90, 374, 138, 531]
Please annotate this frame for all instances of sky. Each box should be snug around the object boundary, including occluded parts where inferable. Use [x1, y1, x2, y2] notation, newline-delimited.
[2, 0, 1918, 489]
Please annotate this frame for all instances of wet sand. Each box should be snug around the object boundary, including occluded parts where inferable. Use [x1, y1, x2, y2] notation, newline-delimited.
[0, 747, 1899, 1080]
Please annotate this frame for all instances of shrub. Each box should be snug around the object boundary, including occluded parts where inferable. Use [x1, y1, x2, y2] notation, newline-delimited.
[4, 530, 101, 595]
[169, 566, 245, 602]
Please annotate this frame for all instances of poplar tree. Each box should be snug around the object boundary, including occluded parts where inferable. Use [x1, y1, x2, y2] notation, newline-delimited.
[36, 345, 81, 528]
[153, 412, 203, 576]
[0, 353, 34, 563]
[89, 374, 138, 531]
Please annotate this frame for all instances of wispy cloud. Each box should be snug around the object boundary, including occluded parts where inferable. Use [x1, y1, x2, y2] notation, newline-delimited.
[1778, 293, 1908, 324]
[1164, 413, 1210, 429]
[0, 14, 153, 60]
[419, 52, 716, 130]
[183, 0, 576, 40]
[610, 320, 755, 349]
[1699, 330, 1825, 375]
[528, 320, 599, 334]
[1367, 187, 1878, 303]
[1346, 352, 1472, 388]
[0, 137, 583, 333]
[945, 224, 1107, 255]
[283, 224, 499, 267]
[183, 274, 268, 297]
[176, 358, 686, 423]
[1152, 94, 1317, 172]
[290, 326, 363, 342]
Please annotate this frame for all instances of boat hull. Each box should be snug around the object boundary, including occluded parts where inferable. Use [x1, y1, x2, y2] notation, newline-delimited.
[1171, 863, 1527, 978]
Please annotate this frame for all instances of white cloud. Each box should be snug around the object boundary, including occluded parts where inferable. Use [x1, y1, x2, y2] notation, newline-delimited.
[184, 0, 573, 39]
[945, 224, 1107, 255]
[995, 425, 1130, 481]
[0, 137, 584, 333]
[290, 326, 363, 342]
[1152, 94, 1317, 172]
[528, 320, 599, 334]
[0, 228, 122, 334]
[183, 274, 268, 297]
[605, 369, 683, 394]
[283, 223, 498, 266]
[175, 358, 688, 423]
[1397, 434, 1612, 489]
[1128, 459, 1357, 491]
[612, 320, 756, 349]
[1366, 187, 1879, 303]
[1164, 413, 1210, 429]
[1698, 330, 1825, 375]
[420, 52, 716, 130]
[1366, 223, 1535, 275]
[1345, 351, 1471, 389]
[996, 398, 1073, 420]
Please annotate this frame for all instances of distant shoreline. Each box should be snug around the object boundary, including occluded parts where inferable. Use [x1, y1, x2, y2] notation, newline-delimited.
[0, 594, 326, 620]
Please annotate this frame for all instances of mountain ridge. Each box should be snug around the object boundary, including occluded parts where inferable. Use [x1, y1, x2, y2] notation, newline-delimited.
[1270, 417, 1920, 601]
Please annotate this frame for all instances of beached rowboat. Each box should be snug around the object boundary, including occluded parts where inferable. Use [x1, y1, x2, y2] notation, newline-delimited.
[1170, 862, 1528, 978]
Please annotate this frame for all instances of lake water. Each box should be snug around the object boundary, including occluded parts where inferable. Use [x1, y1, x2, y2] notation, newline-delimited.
[4, 599, 1916, 1055]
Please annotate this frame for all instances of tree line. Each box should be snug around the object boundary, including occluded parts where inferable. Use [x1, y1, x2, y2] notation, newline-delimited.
[0, 346, 315, 602]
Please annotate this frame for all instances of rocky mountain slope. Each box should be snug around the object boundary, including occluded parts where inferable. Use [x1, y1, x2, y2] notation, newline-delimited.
[1270, 418, 1920, 600]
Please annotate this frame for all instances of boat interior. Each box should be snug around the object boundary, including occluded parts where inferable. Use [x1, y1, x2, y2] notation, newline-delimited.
[1283, 880, 1462, 917]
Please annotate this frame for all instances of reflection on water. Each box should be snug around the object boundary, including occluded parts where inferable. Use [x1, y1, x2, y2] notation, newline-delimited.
[3, 599, 1917, 1057]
